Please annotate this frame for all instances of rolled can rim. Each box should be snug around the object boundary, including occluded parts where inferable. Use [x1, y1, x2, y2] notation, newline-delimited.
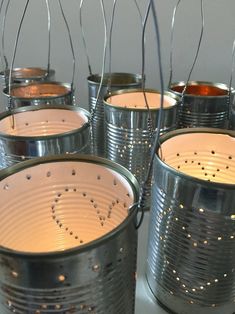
[170, 80, 235, 98]
[0, 104, 91, 141]
[3, 81, 72, 100]
[103, 88, 180, 111]
[87, 72, 142, 86]
[0, 67, 55, 80]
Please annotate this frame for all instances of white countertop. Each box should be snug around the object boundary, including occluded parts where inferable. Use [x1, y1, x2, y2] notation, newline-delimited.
[135, 211, 168, 314]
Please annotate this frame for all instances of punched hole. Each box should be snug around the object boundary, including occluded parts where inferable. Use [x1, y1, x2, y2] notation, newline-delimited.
[58, 274, 66, 282]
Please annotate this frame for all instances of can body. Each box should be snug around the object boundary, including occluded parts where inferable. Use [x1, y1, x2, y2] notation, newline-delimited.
[146, 129, 235, 314]
[170, 81, 231, 128]
[0, 217, 137, 313]
[88, 72, 142, 157]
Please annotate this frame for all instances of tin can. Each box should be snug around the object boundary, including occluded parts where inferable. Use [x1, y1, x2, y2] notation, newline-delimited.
[0, 105, 90, 168]
[0, 154, 139, 313]
[104, 88, 179, 208]
[170, 81, 232, 128]
[146, 128, 235, 314]
[88, 72, 142, 157]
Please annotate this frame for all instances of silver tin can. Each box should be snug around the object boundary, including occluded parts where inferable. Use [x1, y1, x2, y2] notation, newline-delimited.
[170, 81, 232, 128]
[146, 128, 235, 314]
[0, 154, 139, 313]
[0, 105, 90, 168]
[3, 81, 73, 109]
[104, 89, 179, 209]
[88, 72, 142, 157]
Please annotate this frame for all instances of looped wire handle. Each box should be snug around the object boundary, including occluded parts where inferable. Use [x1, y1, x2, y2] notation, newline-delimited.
[228, 39, 235, 124]
[2, 0, 10, 86]
[141, 0, 154, 137]
[128, 202, 143, 230]
[45, 0, 51, 78]
[0, 0, 5, 70]
[137, 0, 164, 219]
[58, 0, 76, 94]
[8, 0, 30, 128]
[89, 0, 107, 125]
[168, 0, 205, 102]
[79, 0, 92, 76]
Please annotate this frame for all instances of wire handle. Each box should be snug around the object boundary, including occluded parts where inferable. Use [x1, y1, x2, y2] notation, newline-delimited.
[8, 0, 30, 128]
[79, 0, 92, 76]
[0, 0, 5, 71]
[2, 0, 10, 87]
[137, 0, 164, 215]
[168, 0, 205, 101]
[141, 0, 154, 137]
[228, 39, 235, 126]
[89, 0, 107, 124]
[45, 0, 51, 78]
[58, 0, 76, 93]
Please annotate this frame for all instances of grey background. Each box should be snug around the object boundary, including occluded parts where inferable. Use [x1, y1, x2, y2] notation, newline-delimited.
[1, 0, 235, 109]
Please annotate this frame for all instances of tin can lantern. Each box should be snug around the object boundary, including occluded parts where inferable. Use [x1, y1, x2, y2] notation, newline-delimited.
[88, 72, 142, 157]
[146, 128, 235, 314]
[104, 89, 179, 208]
[0, 105, 90, 168]
[0, 154, 139, 313]
[3, 81, 73, 109]
[170, 81, 232, 129]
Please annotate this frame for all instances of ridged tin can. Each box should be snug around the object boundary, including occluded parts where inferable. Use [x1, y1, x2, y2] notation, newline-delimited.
[88, 72, 142, 157]
[170, 81, 232, 128]
[0, 105, 90, 168]
[0, 154, 139, 313]
[104, 89, 179, 208]
[146, 128, 235, 314]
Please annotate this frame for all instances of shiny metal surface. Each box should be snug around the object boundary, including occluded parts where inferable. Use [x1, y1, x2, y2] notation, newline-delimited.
[170, 81, 232, 128]
[3, 81, 73, 109]
[0, 105, 90, 168]
[0, 154, 139, 313]
[88, 72, 142, 157]
[147, 128, 235, 314]
[104, 89, 179, 209]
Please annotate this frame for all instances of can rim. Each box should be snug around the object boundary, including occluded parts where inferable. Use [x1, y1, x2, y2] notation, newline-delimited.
[87, 72, 142, 86]
[3, 81, 72, 100]
[156, 127, 235, 189]
[170, 80, 235, 98]
[0, 105, 90, 140]
[0, 154, 140, 258]
[103, 88, 180, 111]
[0, 67, 55, 80]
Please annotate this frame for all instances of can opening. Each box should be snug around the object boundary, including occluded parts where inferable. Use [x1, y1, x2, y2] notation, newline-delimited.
[106, 91, 177, 109]
[8, 83, 70, 98]
[171, 83, 227, 96]
[0, 108, 88, 137]
[0, 161, 135, 253]
[160, 132, 235, 184]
